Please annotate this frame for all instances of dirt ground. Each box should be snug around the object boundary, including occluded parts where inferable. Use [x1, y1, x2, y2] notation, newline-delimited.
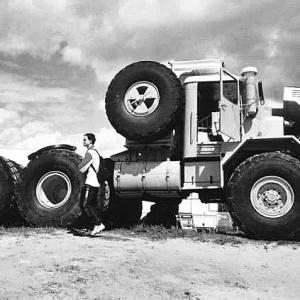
[1, 228, 300, 300]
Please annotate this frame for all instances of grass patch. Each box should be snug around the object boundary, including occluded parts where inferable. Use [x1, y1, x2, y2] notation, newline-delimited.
[108, 224, 300, 247]
[110, 223, 248, 244]
[2, 224, 300, 247]
[115, 224, 198, 240]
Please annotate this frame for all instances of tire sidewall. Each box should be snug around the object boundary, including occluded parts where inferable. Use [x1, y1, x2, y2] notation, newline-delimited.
[110, 67, 175, 124]
[231, 156, 300, 237]
[0, 163, 12, 212]
[21, 152, 84, 226]
[106, 62, 183, 141]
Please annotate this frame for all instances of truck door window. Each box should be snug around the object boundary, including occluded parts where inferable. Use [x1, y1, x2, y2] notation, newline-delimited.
[223, 81, 238, 104]
[197, 82, 219, 122]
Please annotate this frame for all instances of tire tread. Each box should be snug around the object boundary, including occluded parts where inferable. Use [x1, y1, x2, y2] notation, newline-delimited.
[228, 152, 300, 239]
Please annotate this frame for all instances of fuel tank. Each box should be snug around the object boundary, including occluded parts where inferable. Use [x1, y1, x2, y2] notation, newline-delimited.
[113, 160, 181, 197]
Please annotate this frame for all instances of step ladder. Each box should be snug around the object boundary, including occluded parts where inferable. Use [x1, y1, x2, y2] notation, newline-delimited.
[176, 213, 196, 231]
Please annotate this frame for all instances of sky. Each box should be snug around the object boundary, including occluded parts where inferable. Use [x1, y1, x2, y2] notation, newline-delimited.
[1, 0, 300, 162]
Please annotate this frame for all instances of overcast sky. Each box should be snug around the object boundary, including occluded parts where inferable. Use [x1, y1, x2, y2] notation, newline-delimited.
[0, 0, 300, 159]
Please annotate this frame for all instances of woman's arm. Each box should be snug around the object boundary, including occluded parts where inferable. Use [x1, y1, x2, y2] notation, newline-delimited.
[78, 151, 93, 173]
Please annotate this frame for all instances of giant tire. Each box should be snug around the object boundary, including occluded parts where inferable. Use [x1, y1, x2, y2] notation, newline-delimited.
[228, 152, 300, 239]
[105, 61, 184, 142]
[0, 157, 24, 225]
[18, 149, 85, 227]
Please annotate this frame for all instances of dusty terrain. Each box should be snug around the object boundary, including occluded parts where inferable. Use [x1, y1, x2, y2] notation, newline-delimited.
[0, 228, 300, 300]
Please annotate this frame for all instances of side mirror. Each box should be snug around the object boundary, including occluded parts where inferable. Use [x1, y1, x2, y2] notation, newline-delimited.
[258, 81, 265, 105]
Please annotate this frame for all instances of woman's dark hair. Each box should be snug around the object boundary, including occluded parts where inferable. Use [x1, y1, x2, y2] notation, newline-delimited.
[84, 133, 96, 144]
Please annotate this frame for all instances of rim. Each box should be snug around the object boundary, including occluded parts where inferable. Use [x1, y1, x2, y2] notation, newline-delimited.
[36, 171, 72, 209]
[124, 81, 160, 116]
[250, 176, 294, 218]
[104, 181, 110, 201]
[100, 181, 110, 210]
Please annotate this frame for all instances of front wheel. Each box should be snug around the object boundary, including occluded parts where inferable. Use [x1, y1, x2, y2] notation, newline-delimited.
[228, 152, 300, 239]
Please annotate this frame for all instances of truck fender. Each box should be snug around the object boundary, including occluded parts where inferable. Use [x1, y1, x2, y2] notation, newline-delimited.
[222, 136, 300, 186]
[28, 144, 77, 161]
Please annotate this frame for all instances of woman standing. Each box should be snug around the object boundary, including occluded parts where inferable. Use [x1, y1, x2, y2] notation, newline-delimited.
[78, 133, 105, 235]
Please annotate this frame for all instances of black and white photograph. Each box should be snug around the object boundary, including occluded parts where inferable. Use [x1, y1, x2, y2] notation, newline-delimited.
[1, 1, 300, 299]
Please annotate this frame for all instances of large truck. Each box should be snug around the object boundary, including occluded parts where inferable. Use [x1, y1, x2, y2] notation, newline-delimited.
[17, 59, 300, 239]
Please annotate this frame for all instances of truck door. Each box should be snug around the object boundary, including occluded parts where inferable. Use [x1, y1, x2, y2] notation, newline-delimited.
[219, 70, 241, 141]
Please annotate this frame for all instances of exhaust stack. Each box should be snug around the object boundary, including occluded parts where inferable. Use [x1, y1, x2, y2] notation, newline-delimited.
[241, 67, 258, 117]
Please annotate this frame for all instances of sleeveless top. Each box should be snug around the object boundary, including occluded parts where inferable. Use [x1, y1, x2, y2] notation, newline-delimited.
[85, 148, 100, 188]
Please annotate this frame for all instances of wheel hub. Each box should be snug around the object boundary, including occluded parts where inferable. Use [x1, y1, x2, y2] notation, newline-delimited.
[124, 81, 160, 117]
[260, 188, 281, 206]
[251, 176, 294, 218]
[36, 171, 72, 210]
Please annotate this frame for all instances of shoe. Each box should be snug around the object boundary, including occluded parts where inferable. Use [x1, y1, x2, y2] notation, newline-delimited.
[90, 223, 105, 236]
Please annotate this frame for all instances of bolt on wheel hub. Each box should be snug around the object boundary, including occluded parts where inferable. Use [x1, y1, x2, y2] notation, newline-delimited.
[251, 176, 294, 218]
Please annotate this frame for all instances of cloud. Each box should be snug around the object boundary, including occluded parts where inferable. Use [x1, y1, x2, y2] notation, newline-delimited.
[14, 131, 62, 150]
[0, 108, 20, 125]
[20, 121, 52, 136]
[0, 0, 285, 89]
[0, 0, 300, 152]
[31, 0, 67, 13]
[0, 0, 297, 74]
[62, 46, 83, 65]
[0, 118, 54, 148]
[0, 69, 106, 141]
[0, 71, 76, 104]
[0, 0, 259, 83]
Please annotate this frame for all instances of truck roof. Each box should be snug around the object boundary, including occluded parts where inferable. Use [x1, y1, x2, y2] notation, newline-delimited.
[166, 59, 238, 83]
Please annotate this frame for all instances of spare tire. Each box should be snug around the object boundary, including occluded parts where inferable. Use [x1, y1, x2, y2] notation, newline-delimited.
[0, 157, 23, 225]
[105, 61, 184, 142]
[18, 148, 85, 227]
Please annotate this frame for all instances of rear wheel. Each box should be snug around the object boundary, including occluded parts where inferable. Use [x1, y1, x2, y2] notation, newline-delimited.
[0, 157, 24, 225]
[19, 149, 85, 227]
[228, 152, 300, 239]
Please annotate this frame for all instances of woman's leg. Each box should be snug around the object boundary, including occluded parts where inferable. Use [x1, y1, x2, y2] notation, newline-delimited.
[80, 185, 103, 225]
